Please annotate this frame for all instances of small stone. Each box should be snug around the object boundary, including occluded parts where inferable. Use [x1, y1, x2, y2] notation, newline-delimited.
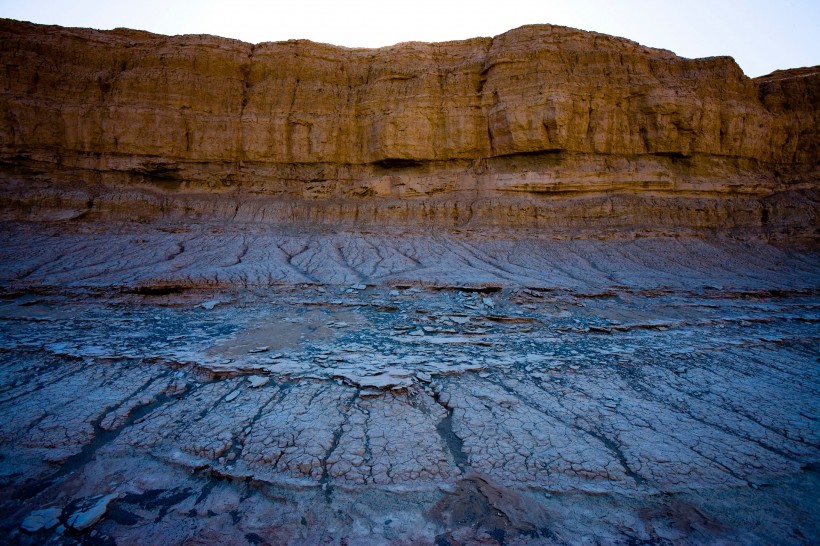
[21, 507, 62, 532]
[352, 284, 367, 290]
[482, 298, 495, 308]
[247, 376, 270, 388]
[450, 316, 470, 324]
[67, 493, 119, 531]
[200, 299, 222, 310]
[249, 346, 269, 354]
[224, 389, 241, 402]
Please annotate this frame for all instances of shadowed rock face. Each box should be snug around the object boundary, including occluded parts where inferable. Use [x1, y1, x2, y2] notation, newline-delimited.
[0, 18, 817, 234]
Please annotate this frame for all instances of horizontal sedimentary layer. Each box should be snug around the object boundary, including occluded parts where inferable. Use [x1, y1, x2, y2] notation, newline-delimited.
[1, 19, 817, 165]
[1, 152, 817, 235]
[3, 188, 817, 237]
[0, 19, 817, 235]
[2, 221, 817, 291]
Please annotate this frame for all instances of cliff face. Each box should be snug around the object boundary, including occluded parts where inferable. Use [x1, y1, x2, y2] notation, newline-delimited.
[0, 19, 817, 235]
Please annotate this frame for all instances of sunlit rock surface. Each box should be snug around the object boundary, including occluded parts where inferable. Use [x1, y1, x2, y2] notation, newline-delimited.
[0, 18, 818, 236]
[0, 17, 818, 546]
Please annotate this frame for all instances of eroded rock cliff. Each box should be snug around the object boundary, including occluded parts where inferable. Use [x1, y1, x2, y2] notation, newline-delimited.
[1, 22, 819, 545]
[0, 18, 817, 235]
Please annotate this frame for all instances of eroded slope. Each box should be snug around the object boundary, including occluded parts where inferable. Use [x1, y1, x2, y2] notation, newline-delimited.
[0, 19, 817, 234]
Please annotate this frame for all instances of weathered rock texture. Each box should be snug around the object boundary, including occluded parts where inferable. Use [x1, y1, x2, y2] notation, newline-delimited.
[1, 20, 818, 546]
[0, 19, 817, 235]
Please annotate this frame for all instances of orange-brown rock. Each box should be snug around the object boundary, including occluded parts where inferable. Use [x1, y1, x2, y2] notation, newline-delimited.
[0, 18, 817, 235]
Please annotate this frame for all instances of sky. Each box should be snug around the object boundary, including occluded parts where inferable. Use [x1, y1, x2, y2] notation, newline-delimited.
[1, 0, 818, 78]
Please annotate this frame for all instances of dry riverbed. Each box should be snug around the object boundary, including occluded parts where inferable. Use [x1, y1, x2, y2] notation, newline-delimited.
[0, 282, 817, 544]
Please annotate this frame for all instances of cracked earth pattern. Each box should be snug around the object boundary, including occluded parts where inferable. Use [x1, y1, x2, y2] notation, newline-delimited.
[2, 222, 817, 291]
[0, 224, 818, 544]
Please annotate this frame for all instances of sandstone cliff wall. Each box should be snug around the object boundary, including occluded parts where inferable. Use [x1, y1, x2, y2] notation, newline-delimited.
[0, 19, 817, 235]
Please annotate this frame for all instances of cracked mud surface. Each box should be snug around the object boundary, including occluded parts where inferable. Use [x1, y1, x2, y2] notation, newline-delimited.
[0, 225, 818, 544]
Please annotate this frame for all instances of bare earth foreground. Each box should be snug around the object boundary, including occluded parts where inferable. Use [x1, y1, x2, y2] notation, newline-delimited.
[0, 18, 819, 546]
[0, 224, 818, 545]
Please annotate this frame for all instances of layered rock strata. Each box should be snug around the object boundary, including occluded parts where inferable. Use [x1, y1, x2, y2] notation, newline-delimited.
[1, 19, 819, 545]
[0, 19, 817, 235]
